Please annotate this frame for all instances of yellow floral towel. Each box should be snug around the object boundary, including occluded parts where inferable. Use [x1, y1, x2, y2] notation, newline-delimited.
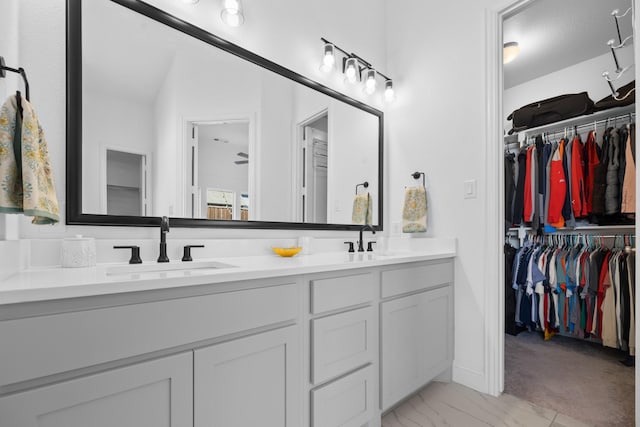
[352, 193, 372, 225]
[0, 94, 59, 224]
[402, 186, 427, 233]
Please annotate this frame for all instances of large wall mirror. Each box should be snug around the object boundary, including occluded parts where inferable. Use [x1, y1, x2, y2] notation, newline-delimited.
[66, 0, 383, 230]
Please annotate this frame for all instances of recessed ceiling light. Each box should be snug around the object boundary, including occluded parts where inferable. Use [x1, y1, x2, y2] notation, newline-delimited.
[503, 42, 520, 64]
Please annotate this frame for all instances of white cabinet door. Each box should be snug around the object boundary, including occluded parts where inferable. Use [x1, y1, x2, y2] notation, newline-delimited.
[194, 325, 299, 427]
[381, 285, 453, 411]
[0, 352, 193, 427]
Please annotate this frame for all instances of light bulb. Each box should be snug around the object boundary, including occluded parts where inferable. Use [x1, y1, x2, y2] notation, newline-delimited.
[503, 41, 520, 64]
[344, 57, 358, 84]
[384, 80, 395, 102]
[320, 43, 335, 73]
[221, 0, 244, 26]
[364, 69, 376, 94]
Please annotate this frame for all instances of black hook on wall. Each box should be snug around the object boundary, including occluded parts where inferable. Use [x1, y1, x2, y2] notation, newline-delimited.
[411, 171, 425, 187]
[355, 181, 369, 195]
[0, 56, 30, 101]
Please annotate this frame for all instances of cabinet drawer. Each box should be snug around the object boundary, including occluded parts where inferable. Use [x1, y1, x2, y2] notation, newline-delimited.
[0, 283, 298, 387]
[381, 260, 453, 298]
[311, 306, 375, 384]
[310, 273, 375, 314]
[311, 365, 375, 427]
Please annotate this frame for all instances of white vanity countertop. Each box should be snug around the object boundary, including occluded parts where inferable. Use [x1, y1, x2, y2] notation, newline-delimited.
[0, 241, 456, 305]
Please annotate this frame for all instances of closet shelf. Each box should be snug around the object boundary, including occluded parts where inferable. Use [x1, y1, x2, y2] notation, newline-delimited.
[505, 104, 635, 141]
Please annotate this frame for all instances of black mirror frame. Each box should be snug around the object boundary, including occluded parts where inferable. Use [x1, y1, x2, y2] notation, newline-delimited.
[66, 0, 383, 230]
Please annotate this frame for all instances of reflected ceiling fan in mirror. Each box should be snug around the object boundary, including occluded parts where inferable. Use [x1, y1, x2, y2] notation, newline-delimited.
[234, 152, 249, 165]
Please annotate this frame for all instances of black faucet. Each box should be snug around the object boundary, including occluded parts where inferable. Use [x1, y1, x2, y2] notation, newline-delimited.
[358, 224, 376, 252]
[157, 216, 170, 263]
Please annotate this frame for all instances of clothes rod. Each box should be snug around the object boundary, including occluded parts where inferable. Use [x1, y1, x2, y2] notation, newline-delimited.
[518, 105, 635, 137]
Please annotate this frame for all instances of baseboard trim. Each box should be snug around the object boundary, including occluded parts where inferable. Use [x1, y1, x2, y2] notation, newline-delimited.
[452, 363, 487, 394]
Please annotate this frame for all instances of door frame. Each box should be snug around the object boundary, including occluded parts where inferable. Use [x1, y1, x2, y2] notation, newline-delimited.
[100, 145, 151, 216]
[484, 0, 639, 400]
[294, 109, 329, 222]
[181, 114, 256, 220]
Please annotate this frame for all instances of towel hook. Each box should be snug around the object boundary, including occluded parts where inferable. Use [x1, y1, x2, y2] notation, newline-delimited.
[355, 181, 369, 195]
[411, 171, 425, 188]
[0, 56, 30, 101]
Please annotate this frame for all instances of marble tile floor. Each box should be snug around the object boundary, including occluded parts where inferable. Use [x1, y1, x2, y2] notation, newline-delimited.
[381, 381, 592, 427]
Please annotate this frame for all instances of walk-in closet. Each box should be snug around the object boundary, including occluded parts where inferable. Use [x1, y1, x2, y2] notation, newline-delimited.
[503, 1, 636, 426]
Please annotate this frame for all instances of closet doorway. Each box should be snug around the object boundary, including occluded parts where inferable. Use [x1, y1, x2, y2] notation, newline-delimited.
[496, 1, 637, 426]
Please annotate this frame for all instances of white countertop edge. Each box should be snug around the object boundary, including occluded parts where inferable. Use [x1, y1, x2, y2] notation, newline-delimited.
[0, 250, 456, 305]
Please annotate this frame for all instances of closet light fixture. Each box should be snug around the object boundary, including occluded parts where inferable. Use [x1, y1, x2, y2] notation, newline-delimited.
[320, 42, 336, 73]
[503, 42, 520, 64]
[221, 0, 244, 27]
[319, 37, 395, 101]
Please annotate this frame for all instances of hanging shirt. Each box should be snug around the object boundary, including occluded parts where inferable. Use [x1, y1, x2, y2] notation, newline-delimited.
[584, 130, 599, 214]
[570, 136, 587, 218]
[547, 140, 566, 225]
[621, 125, 636, 214]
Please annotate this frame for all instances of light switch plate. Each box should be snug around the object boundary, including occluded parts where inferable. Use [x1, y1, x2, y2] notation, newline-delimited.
[464, 179, 477, 199]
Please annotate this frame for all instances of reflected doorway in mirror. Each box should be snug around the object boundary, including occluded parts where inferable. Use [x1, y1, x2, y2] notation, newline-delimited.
[182, 118, 253, 220]
[296, 110, 328, 223]
[102, 148, 150, 217]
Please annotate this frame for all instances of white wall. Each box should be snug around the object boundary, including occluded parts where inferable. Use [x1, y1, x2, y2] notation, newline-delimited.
[83, 87, 154, 214]
[385, 0, 512, 392]
[258, 71, 295, 222]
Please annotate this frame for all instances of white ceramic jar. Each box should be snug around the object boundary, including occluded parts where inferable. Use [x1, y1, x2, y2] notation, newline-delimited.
[61, 235, 96, 268]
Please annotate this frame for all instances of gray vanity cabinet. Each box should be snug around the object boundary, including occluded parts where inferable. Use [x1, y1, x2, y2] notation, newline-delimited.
[0, 352, 193, 427]
[0, 256, 455, 426]
[194, 325, 299, 427]
[380, 261, 455, 411]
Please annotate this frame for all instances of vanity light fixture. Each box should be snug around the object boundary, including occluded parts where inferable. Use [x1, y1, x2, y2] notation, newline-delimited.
[319, 42, 336, 73]
[320, 37, 395, 101]
[364, 68, 377, 94]
[221, 0, 244, 27]
[384, 79, 395, 102]
[344, 57, 359, 84]
[503, 41, 520, 64]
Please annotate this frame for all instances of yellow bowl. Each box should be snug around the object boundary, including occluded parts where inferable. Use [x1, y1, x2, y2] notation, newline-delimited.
[272, 246, 303, 257]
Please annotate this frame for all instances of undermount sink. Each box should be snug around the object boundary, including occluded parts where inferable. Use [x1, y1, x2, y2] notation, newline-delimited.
[105, 260, 235, 276]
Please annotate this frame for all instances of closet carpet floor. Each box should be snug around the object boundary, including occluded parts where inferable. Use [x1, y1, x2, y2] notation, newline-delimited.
[504, 332, 635, 427]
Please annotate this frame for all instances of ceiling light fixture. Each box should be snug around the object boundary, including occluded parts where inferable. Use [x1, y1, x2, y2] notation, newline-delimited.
[180, 0, 199, 4]
[503, 41, 520, 64]
[319, 37, 395, 101]
[221, 0, 244, 27]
